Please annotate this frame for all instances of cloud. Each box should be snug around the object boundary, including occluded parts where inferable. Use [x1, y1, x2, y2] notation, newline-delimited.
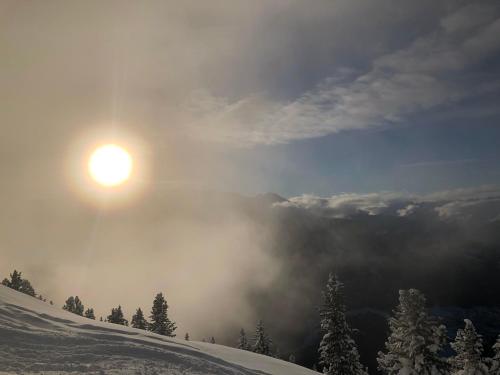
[186, 2, 500, 146]
[277, 192, 413, 218]
[275, 185, 500, 221]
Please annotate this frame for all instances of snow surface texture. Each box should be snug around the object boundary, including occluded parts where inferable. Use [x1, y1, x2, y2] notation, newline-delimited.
[0, 286, 317, 375]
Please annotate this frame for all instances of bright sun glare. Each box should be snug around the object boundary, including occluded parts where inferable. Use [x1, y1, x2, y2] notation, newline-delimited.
[88, 144, 133, 187]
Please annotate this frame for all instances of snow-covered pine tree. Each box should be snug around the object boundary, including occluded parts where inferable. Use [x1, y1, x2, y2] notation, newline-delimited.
[253, 320, 272, 356]
[490, 334, 500, 375]
[131, 307, 147, 330]
[238, 328, 250, 350]
[107, 305, 127, 325]
[450, 319, 488, 375]
[84, 308, 95, 320]
[148, 293, 176, 337]
[318, 273, 366, 375]
[377, 288, 448, 375]
[74, 296, 84, 316]
[185, 333, 189, 341]
[63, 296, 76, 313]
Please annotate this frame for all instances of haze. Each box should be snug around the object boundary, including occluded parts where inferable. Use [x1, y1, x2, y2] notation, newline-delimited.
[1, 0, 500, 367]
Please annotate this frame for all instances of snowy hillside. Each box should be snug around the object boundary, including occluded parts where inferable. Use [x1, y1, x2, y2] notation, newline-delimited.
[0, 285, 317, 375]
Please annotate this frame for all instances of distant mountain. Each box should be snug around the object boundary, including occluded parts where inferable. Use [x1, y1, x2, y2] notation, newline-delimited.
[253, 193, 288, 205]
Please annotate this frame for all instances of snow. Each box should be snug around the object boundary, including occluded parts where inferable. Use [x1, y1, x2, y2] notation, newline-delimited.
[0, 285, 317, 375]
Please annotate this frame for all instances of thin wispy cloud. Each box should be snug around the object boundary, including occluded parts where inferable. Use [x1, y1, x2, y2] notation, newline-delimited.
[186, 2, 500, 146]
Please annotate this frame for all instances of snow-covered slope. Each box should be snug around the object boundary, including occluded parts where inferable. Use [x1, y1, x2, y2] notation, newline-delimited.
[0, 285, 316, 375]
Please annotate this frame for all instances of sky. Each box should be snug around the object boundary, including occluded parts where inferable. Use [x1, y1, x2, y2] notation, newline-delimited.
[1, 0, 500, 198]
[1, 0, 500, 355]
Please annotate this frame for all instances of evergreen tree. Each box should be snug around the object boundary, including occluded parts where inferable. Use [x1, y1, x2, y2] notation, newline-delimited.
[107, 305, 127, 325]
[63, 296, 84, 315]
[84, 308, 95, 320]
[238, 328, 250, 350]
[319, 274, 366, 375]
[19, 279, 36, 297]
[148, 293, 176, 337]
[377, 289, 448, 375]
[74, 296, 84, 316]
[9, 270, 23, 290]
[450, 319, 488, 375]
[253, 320, 272, 356]
[63, 296, 76, 313]
[210, 336, 216, 344]
[185, 333, 189, 341]
[131, 308, 148, 330]
[2, 270, 36, 297]
[490, 334, 500, 375]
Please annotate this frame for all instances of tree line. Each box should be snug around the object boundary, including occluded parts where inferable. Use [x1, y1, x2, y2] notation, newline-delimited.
[2, 269, 500, 374]
[62, 292, 177, 337]
[317, 273, 500, 375]
[1, 270, 176, 337]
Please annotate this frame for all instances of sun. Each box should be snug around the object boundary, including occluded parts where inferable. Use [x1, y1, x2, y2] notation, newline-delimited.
[88, 144, 133, 187]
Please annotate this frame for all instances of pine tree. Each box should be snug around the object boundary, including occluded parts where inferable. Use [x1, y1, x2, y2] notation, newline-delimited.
[238, 328, 250, 350]
[131, 308, 148, 330]
[63, 296, 76, 313]
[2, 270, 36, 297]
[185, 333, 189, 341]
[19, 279, 36, 297]
[84, 308, 96, 320]
[253, 320, 272, 356]
[377, 289, 448, 375]
[450, 319, 488, 375]
[107, 305, 127, 325]
[148, 293, 176, 337]
[74, 296, 84, 316]
[63, 296, 84, 315]
[9, 270, 23, 290]
[490, 334, 500, 375]
[318, 274, 366, 375]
